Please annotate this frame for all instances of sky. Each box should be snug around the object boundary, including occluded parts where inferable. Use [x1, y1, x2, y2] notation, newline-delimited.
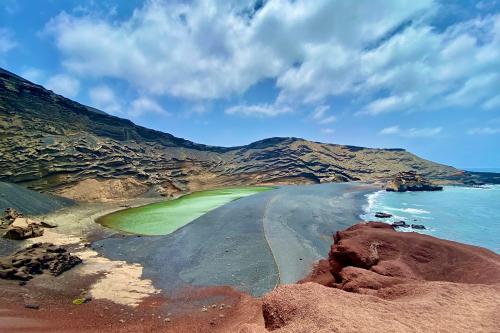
[1, 0, 499, 168]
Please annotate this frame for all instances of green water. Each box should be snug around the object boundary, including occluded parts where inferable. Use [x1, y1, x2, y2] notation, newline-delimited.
[97, 187, 274, 235]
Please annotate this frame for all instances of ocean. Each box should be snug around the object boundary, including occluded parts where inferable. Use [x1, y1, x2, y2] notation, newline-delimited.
[361, 185, 500, 253]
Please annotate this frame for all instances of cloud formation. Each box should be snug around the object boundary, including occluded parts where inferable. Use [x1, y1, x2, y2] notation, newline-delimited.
[468, 127, 500, 135]
[44, 0, 500, 117]
[45, 73, 80, 98]
[89, 85, 122, 115]
[0, 28, 16, 55]
[225, 103, 292, 117]
[380, 125, 443, 138]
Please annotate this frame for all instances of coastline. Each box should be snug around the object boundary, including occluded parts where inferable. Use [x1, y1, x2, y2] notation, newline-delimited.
[1, 181, 499, 332]
[361, 184, 500, 253]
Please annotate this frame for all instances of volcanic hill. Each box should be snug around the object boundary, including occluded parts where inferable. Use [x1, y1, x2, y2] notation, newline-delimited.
[0, 67, 482, 201]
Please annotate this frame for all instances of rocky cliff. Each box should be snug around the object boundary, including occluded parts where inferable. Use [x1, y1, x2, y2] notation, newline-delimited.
[249, 222, 500, 333]
[0, 68, 475, 201]
[386, 170, 443, 192]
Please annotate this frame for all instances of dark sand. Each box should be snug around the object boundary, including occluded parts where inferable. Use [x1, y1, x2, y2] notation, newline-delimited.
[0, 182, 376, 332]
[94, 182, 374, 296]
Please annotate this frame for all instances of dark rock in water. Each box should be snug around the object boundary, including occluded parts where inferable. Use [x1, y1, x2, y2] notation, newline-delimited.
[411, 224, 426, 230]
[386, 171, 443, 192]
[392, 221, 408, 227]
[0, 243, 81, 281]
[375, 212, 392, 218]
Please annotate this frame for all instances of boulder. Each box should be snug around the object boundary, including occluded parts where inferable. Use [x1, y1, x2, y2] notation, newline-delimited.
[0, 243, 82, 281]
[411, 224, 426, 230]
[3, 224, 44, 240]
[386, 170, 443, 192]
[391, 221, 408, 228]
[375, 212, 392, 218]
[0, 207, 23, 225]
[1, 212, 54, 240]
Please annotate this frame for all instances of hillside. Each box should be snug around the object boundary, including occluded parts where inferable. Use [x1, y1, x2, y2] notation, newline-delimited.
[0, 181, 73, 215]
[0, 67, 470, 201]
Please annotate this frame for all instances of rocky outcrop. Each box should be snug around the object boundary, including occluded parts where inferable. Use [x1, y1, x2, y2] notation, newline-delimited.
[1, 208, 54, 240]
[328, 222, 500, 290]
[374, 212, 392, 218]
[258, 282, 500, 333]
[3, 222, 44, 240]
[0, 243, 81, 281]
[251, 223, 500, 332]
[0, 68, 473, 202]
[386, 170, 443, 192]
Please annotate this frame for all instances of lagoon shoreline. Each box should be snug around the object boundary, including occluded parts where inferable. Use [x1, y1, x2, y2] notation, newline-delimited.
[2, 182, 499, 332]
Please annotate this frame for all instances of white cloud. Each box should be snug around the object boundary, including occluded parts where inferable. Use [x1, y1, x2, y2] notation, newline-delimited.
[20, 68, 44, 83]
[312, 105, 329, 120]
[225, 103, 292, 117]
[129, 97, 169, 117]
[379, 125, 401, 135]
[321, 128, 335, 134]
[318, 115, 337, 124]
[89, 85, 122, 115]
[468, 127, 500, 135]
[380, 125, 442, 138]
[311, 104, 336, 124]
[45, 74, 80, 98]
[0, 28, 16, 55]
[43, 1, 500, 117]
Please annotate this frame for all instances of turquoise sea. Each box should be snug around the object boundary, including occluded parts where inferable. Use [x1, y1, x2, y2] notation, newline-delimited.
[361, 185, 500, 253]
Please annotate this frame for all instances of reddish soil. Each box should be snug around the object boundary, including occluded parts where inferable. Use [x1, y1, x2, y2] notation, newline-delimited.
[0, 271, 263, 333]
[2, 222, 499, 333]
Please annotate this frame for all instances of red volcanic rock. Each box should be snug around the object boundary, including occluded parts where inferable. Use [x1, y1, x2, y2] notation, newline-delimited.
[251, 223, 500, 333]
[259, 282, 500, 333]
[329, 222, 500, 289]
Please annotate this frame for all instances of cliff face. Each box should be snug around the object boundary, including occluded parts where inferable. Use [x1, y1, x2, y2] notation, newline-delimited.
[0, 68, 467, 201]
[386, 170, 443, 192]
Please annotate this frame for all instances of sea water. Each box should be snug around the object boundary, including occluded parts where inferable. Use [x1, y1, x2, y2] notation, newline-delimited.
[361, 185, 500, 253]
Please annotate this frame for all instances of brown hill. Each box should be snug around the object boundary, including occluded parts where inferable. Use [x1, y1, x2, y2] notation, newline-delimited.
[0, 68, 478, 201]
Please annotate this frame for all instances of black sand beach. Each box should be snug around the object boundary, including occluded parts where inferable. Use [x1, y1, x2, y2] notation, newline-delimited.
[94, 182, 375, 296]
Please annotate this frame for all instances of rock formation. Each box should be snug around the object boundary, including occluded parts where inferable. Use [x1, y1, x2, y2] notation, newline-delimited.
[0, 68, 476, 202]
[0, 242, 82, 281]
[1, 208, 54, 240]
[386, 170, 443, 192]
[250, 222, 500, 332]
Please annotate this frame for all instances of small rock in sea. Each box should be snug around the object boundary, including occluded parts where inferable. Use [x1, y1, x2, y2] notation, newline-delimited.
[411, 224, 426, 230]
[375, 212, 392, 218]
[391, 221, 408, 228]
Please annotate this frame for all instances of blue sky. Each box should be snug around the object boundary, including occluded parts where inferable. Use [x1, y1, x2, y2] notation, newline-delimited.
[1, 0, 499, 168]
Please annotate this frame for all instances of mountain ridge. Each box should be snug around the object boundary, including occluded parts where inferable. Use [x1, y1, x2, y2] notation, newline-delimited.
[0, 67, 485, 201]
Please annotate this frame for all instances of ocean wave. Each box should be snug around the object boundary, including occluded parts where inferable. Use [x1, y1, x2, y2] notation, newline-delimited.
[386, 207, 430, 215]
[363, 190, 384, 213]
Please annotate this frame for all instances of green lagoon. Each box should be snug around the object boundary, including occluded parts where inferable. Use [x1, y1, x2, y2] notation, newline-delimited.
[97, 187, 274, 235]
